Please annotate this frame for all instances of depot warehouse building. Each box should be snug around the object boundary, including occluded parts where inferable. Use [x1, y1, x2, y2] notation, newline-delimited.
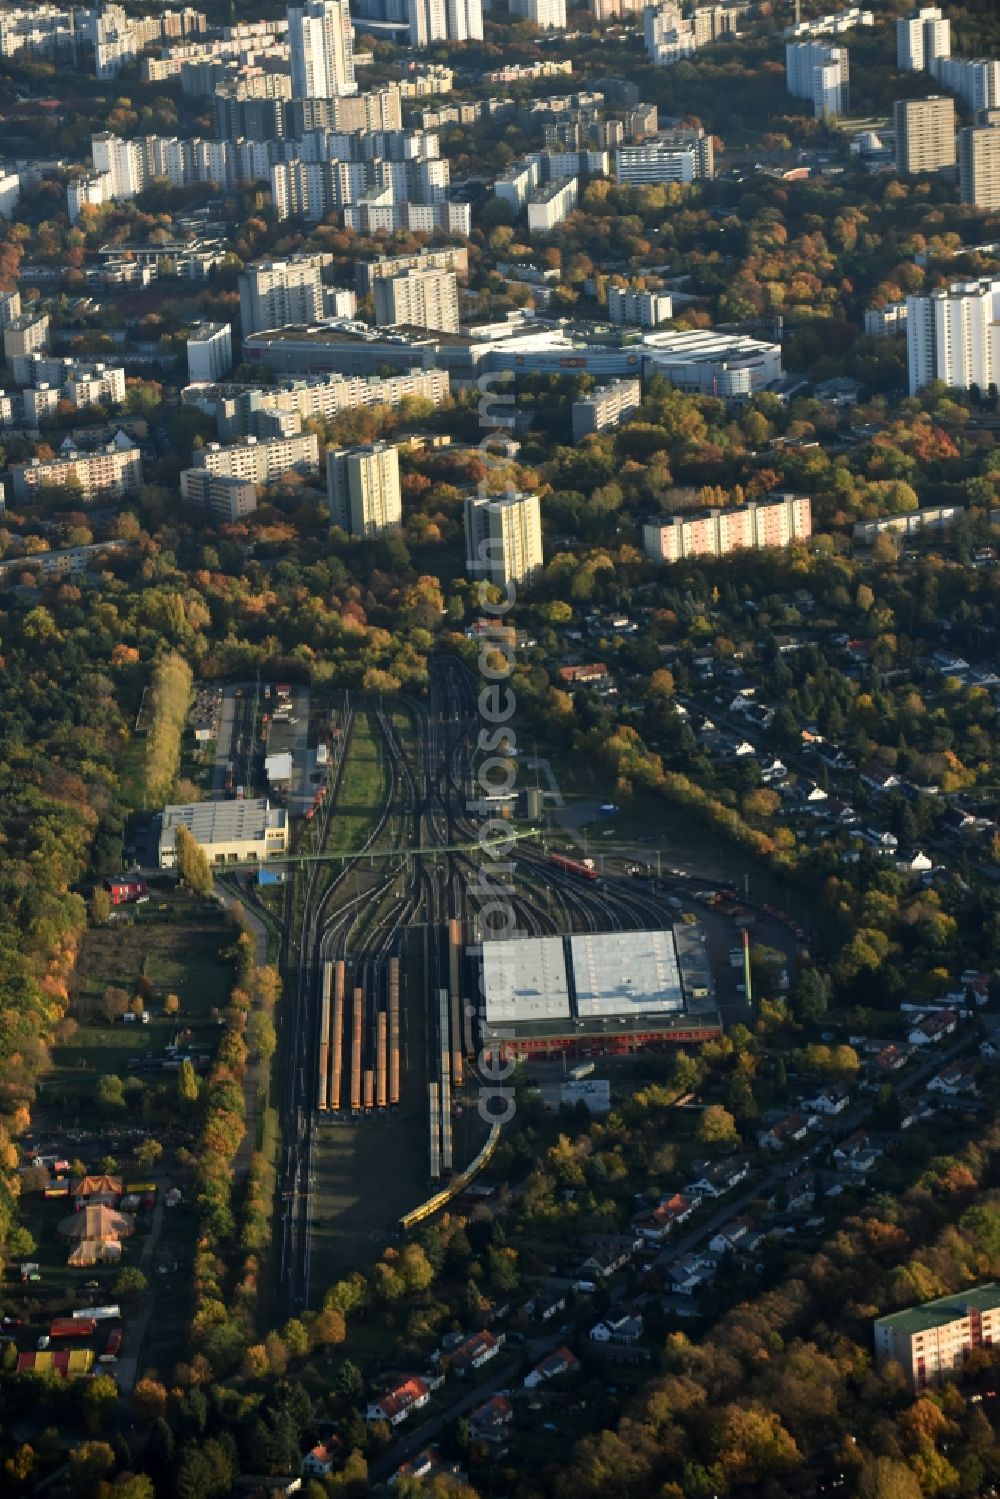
[478, 927, 721, 1058]
[158, 798, 288, 868]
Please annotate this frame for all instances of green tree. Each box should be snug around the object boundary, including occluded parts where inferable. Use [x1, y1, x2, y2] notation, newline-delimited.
[114, 1267, 148, 1296]
[174, 824, 213, 898]
[177, 1059, 200, 1106]
[695, 1105, 740, 1150]
[96, 1074, 126, 1112]
[90, 886, 111, 924]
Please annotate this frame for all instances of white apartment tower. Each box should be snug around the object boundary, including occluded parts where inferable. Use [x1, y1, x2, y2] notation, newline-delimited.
[896, 6, 950, 73]
[464, 491, 543, 589]
[239, 255, 326, 335]
[510, 0, 567, 26]
[906, 278, 1000, 394]
[785, 41, 849, 119]
[326, 441, 402, 536]
[406, 0, 482, 43]
[287, 0, 356, 99]
[373, 269, 459, 333]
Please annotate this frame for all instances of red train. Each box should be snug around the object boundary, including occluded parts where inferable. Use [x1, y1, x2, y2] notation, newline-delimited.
[548, 852, 598, 881]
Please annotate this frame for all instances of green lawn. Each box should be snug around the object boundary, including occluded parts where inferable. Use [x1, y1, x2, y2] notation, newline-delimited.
[50, 907, 233, 1106]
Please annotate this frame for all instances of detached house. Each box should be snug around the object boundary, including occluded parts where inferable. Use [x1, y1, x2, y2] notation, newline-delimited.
[709, 1215, 764, 1256]
[685, 1157, 751, 1198]
[524, 1346, 580, 1389]
[449, 1330, 504, 1377]
[632, 1192, 696, 1243]
[861, 765, 901, 794]
[365, 1376, 432, 1426]
[907, 1010, 958, 1046]
[670, 1253, 716, 1295]
[802, 1084, 850, 1115]
[469, 1394, 514, 1445]
[757, 1112, 815, 1151]
[928, 1061, 977, 1096]
[590, 1312, 644, 1344]
[301, 1443, 338, 1479]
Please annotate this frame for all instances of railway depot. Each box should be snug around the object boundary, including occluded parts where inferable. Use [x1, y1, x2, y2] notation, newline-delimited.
[478, 927, 722, 1058]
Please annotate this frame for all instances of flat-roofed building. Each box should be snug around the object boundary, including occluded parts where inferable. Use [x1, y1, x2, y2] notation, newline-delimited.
[326, 440, 402, 536]
[479, 927, 721, 1057]
[3, 311, 49, 363]
[572, 377, 642, 440]
[187, 321, 232, 383]
[607, 286, 673, 328]
[158, 797, 288, 868]
[180, 468, 258, 520]
[527, 176, 578, 236]
[373, 268, 459, 334]
[875, 1284, 1000, 1389]
[10, 442, 142, 502]
[959, 124, 1000, 209]
[570, 929, 684, 1018]
[643, 493, 812, 563]
[482, 936, 571, 1029]
[191, 432, 319, 484]
[464, 490, 543, 588]
[894, 95, 956, 176]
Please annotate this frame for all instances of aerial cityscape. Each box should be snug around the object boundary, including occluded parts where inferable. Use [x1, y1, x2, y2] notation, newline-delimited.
[5, 0, 1000, 1495]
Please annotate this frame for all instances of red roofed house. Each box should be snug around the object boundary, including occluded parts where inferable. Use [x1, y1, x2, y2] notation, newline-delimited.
[469, 1394, 514, 1445]
[557, 663, 608, 686]
[365, 1375, 431, 1426]
[449, 1329, 504, 1377]
[632, 1192, 696, 1243]
[301, 1442, 338, 1478]
[524, 1346, 580, 1389]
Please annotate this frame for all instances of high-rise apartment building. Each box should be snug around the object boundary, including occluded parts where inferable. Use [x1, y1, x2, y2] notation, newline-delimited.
[192, 432, 320, 484]
[326, 441, 402, 536]
[238, 254, 326, 335]
[464, 491, 543, 589]
[572, 379, 642, 441]
[875, 1286, 1000, 1390]
[614, 131, 714, 182]
[785, 41, 848, 118]
[10, 443, 142, 502]
[187, 322, 233, 383]
[287, 0, 356, 99]
[509, 0, 566, 26]
[3, 312, 49, 363]
[180, 469, 259, 520]
[894, 95, 956, 175]
[405, 0, 482, 44]
[373, 269, 459, 333]
[0, 289, 21, 330]
[906, 277, 1000, 394]
[959, 125, 1000, 210]
[607, 286, 673, 328]
[643, 494, 812, 564]
[896, 6, 950, 72]
[933, 57, 1000, 114]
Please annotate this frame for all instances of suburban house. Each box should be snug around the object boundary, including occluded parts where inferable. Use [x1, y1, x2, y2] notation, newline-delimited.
[907, 1010, 958, 1046]
[526, 1292, 566, 1323]
[942, 805, 978, 836]
[670, 1254, 716, 1295]
[757, 1112, 815, 1151]
[589, 1312, 644, 1344]
[449, 1329, 504, 1377]
[708, 1215, 764, 1256]
[557, 662, 608, 686]
[802, 1084, 850, 1115]
[981, 1039, 1000, 1061]
[825, 798, 860, 826]
[389, 1448, 465, 1488]
[760, 756, 788, 784]
[104, 877, 149, 905]
[860, 764, 901, 793]
[301, 1443, 338, 1479]
[781, 1172, 817, 1212]
[685, 1157, 751, 1198]
[469, 1394, 514, 1445]
[524, 1346, 580, 1389]
[861, 827, 898, 854]
[632, 1192, 697, 1243]
[579, 1239, 637, 1279]
[365, 1375, 432, 1426]
[833, 1130, 881, 1174]
[927, 1061, 978, 1096]
[873, 1043, 911, 1073]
